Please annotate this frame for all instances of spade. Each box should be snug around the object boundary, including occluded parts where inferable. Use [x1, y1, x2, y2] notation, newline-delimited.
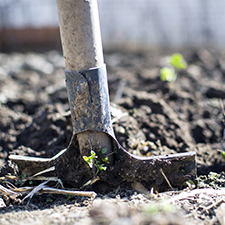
[9, 0, 196, 192]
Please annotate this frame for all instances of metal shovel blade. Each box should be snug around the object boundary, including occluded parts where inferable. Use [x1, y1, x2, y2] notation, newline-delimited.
[9, 134, 196, 192]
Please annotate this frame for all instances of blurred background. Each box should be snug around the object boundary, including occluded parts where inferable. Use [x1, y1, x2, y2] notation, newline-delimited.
[0, 0, 225, 52]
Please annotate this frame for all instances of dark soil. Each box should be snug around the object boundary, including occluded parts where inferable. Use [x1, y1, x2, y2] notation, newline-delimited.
[0, 48, 225, 224]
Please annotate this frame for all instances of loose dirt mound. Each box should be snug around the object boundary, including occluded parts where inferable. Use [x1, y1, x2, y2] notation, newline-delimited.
[0, 49, 225, 224]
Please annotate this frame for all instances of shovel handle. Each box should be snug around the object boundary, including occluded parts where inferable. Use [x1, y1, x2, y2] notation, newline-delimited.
[56, 0, 104, 71]
[56, 0, 113, 161]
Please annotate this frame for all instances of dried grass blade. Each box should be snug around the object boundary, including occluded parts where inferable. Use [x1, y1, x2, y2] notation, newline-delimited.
[40, 187, 97, 198]
[0, 184, 18, 196]
[22, 180, 49, 203]
[30, 166, 55, 178]
[28, 176, 64, 188]
[11, 186, 96, 198]
[9, 186, 35, 194]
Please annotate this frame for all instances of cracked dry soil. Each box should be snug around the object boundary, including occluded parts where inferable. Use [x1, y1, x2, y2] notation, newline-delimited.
[0, 48, 225, 224]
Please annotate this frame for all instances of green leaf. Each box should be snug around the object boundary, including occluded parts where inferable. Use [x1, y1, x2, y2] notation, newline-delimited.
[83, 156, 88, 161]
[160, 67, 177, 82]
[169, 53, 187, 70]
[101, 148, 107, 154]
[18, 180, 23, 185]
[187, 180, 195, 185]
[222, 151, 225, 161]
[83, 151, 96, 168]
[98, 164, 107, 171]
[102, 156, 109, 164]
[21, 174, 27, 179]
[66, 195, 73, 201]
[90, 150, 96, 158]
[46, 197, 53, 203]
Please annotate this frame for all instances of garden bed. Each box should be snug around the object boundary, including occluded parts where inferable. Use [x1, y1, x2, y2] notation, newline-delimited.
[0, 48, 225, 224]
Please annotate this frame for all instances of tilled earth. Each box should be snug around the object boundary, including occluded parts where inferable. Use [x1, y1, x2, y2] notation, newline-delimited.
[0, 48, 225, 224]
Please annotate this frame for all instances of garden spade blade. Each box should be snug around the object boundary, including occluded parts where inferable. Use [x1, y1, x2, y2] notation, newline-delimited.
[9, 0, 196, 192]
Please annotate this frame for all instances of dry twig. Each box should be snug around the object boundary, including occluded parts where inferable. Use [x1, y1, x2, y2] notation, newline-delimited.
[22, 180, 49, 204]
[160, 168, 174, 191]
[12, 186, 97, 198]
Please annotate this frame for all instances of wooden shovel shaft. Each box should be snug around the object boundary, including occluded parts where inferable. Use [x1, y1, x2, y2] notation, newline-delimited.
[56, 0, 104, 71]
[56, 0, 113, 159]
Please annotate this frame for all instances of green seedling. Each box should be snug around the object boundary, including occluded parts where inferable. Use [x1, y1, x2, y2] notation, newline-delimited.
[113, 146, 118, 154]
[169, 53, 187, 70]
[21, 173, 27, 179]
[17, 180, 23, 185]
[17, 173, 27, 185]
[66, 195, 74, 201]
[160, 53, 187, 82]
[130, 108, 137, 115]
[83, 150, 96, 168]
[102, 156, 109, 164]
[222, 151, 225, 161]
[183, 179, 195, 189]
[83, 149, 108, 175]
[187, 179, 195, 185]
[95, 160, 107, 175]
[46, 195, 53, 203]
[160, 67, 177, 82]
[101, 148, 107, 154]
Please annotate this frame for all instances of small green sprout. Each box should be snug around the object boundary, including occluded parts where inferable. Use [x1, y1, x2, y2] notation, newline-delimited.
[102, 156, 109, 164]
[17, 180, 23, 185]
[95, 161, 107, 175]
[66, 195, 73, 201]
[21, 174, 27, 179]
[222, 151, 225, 161]
[83, 150, 96, 168]
[183, 179, 195, 189]
[132, 108, 137, 115]
[160, 53, 187, 82]
[169, 53, 187, 70]
[101, 148, 107, 154]
[113, 146, 118, 154]
[46, 196, 53, 203]
[187, 180, 195, 185]
[17, 173, 27, 185]
[83, 149, 108, 175]
[160, 67, 177, 82]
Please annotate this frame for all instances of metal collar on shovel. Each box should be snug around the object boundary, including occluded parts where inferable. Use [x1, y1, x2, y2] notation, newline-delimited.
[9, 0, 196, 192]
